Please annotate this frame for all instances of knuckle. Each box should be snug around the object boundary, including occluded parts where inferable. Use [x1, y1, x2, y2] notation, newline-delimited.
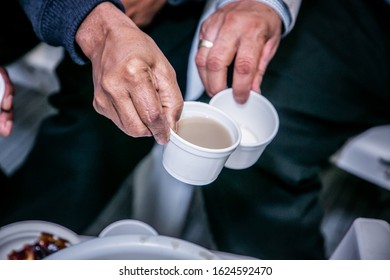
[143, 108, 163, 126]
[123, 58, 147, 80]
[124, 59, 144, 77]
[100, 73, 118, 94]
[166, 65, 177, 80]
[235, 58, 255, 75]
[206, 56, 224, 72]
[195, 54, 207, 69]
[257, 31, 269, 42]
[92, 94, 105, 112]
[224, 10, 240, 25]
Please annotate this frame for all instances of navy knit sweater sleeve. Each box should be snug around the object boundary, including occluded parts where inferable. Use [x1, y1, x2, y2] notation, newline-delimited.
[19, 0, 125, 64]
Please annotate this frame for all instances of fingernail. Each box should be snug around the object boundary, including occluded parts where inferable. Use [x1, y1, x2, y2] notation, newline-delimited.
[155, 134, 169, 145]
[0, 120, 12, 137]
[234, 95, 247, 104]
[6, 120, 12, 131]
[4, 95, 13, 109]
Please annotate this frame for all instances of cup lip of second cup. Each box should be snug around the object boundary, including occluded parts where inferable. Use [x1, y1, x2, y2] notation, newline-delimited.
[209, 89, 279, 148]
[168, 101, 241, 155]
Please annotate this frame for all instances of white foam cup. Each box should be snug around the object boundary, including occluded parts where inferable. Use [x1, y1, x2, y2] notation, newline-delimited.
[209, 88, 279, 169]
[162, 101, 241, 185]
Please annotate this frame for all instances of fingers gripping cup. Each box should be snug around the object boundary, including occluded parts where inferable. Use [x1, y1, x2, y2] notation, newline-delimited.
[210, 89, 279, 169]
[0, 75, 5, 113]
[162, 101, 241, 186]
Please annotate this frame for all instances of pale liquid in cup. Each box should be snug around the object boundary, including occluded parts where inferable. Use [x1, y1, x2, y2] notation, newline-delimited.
[239, 125, 258, 145]
[176, 116, 232, 149]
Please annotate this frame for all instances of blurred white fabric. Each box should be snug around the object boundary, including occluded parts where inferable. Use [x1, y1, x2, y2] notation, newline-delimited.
[132, 145, 196, 238]
[0, 43, 62, 175]
[185, 0, 216, 101]
[332, 125, 390, 191]
[6, 43, 63, 96]
[330, 218, 390, 260]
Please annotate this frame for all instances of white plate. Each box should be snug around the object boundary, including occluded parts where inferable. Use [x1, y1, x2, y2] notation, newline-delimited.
[46, 235, 220, 260]
[0, 220, 80, 260]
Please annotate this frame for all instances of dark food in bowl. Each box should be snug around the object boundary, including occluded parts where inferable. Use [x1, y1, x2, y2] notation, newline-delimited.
[8, 232, 70, 260]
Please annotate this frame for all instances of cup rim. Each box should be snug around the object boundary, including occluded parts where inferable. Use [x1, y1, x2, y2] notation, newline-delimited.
[169, 101, 242, 154]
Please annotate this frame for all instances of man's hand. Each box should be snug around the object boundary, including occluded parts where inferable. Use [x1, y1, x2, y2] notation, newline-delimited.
[196, 0, 282, 103]
[76, 2, 182, 145]
[0, 67, 14, 137]
[121, 0, 167, 27]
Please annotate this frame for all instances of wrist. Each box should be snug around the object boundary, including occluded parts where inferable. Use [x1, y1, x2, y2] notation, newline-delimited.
[217, 0, 292, 35]
[75, 2, 137, 61]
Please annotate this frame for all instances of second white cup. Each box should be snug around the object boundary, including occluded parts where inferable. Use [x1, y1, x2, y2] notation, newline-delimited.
[209, 89, 279, 169]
